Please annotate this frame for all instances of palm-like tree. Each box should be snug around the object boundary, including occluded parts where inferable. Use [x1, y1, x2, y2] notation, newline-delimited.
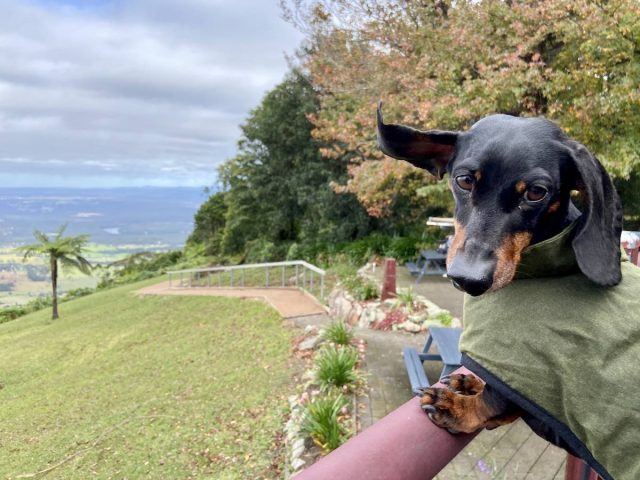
[17, 224, 92, 320]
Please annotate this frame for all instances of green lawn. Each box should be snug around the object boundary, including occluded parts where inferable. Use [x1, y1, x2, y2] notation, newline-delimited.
[0, 278, 298, 479]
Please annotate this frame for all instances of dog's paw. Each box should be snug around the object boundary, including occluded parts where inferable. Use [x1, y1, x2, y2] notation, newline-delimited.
[419, 387, 484, 434]
[440, 373, 484, 396]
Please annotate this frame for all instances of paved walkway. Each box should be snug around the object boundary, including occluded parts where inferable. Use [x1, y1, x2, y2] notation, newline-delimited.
[137, 282, 326, 318]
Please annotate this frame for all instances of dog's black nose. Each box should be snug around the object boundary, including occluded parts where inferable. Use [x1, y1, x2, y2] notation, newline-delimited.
[447, 258, 493, 296]
[449, 275, 491, 296]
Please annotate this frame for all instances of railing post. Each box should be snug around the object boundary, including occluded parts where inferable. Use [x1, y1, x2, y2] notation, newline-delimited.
[188, 272, 192, 288]
[242, 269, 245, 287]
[295, 264, 299, 287]
[310, 271, 314, 294]
[282, 265, 285, 287]
[303, 268, 306, 290]
[207, 271, 211, 287]
[218, 271, 222, 287]
[266, 267, 269, 287]
[565, 454, 600, 480]
[320, 274, 325, 301]
[230, 269, 234, 287]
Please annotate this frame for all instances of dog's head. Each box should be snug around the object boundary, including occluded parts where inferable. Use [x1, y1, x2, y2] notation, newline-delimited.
[377, 103, 622, 296]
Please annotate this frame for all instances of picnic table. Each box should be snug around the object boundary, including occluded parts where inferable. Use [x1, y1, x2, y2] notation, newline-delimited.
[406, 249, 447, 282]
[403, 326, 463, 394]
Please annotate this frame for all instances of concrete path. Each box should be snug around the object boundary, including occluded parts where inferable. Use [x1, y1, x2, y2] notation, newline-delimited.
[137, 282, 326, 318]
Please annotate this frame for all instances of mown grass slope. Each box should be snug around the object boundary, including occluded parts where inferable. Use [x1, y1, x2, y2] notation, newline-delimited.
[0, 278, 297, 479]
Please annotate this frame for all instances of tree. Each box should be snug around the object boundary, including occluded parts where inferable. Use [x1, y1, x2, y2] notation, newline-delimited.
[217, 71, 371, 257]
[17, 225, 92, 320]
[187, 191, 227, 255]
[284, 0, 640, 217]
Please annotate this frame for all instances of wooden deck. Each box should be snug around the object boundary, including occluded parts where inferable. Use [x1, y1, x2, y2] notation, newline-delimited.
[436, 419, 567, 479]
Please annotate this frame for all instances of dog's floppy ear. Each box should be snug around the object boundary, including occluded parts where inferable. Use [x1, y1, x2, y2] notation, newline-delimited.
[377, 102, 458, 179]
[564, 139, 623, 287]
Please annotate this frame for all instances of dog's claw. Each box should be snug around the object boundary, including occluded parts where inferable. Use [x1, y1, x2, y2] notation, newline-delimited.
[421, 404, 436, 414]
[447, 427, 460, 434]
[440, 375, 451, 385]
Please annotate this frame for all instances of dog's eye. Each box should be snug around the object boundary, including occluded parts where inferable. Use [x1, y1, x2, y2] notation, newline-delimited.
[455, 174, 474, 191]
[525, 185, 548, 202]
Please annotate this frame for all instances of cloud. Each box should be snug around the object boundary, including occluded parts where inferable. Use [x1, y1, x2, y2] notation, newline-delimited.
[0, 0, 302, 187]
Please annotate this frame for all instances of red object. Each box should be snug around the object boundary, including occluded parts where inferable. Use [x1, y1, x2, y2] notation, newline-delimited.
[296, 368, 478, 480]
[381, 258, 397, 300]
[621, 241, 640, 266]
[565, 454, 601, 480]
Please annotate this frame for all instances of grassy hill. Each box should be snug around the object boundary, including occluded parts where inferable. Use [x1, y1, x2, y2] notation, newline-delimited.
[0, 278, 298, 479]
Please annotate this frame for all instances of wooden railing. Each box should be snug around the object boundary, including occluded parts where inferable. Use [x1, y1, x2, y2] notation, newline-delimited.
[166, 260, 326, 301]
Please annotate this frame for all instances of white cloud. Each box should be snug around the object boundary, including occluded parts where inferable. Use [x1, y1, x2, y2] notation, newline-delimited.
[0, 0, 302, 187]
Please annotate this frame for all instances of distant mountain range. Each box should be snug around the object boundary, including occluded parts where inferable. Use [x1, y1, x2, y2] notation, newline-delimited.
[0, 187, 206, 247]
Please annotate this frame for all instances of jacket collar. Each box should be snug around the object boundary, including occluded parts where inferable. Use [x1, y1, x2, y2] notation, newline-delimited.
[515, 223, 580, 279]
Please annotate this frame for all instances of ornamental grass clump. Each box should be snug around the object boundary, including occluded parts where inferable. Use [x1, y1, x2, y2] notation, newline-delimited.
[322, 320, 353, 346]
[301, 394, 349, 452]
[315, 345, 359, 391]
[394, 287, 416, 312]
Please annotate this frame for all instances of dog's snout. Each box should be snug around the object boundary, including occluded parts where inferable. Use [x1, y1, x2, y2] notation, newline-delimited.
[447, 255, 494, 296]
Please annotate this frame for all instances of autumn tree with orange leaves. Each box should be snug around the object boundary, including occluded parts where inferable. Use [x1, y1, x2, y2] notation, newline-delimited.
[283, 0, 640, 221]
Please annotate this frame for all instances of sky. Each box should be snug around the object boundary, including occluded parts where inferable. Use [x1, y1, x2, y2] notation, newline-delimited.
[0, 0, 304, 188]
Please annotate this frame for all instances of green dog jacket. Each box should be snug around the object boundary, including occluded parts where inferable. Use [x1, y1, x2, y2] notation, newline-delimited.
[460, 224, 640, 480]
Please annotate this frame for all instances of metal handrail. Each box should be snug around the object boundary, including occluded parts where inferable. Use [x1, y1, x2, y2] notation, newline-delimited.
[167, 260, 326, 301]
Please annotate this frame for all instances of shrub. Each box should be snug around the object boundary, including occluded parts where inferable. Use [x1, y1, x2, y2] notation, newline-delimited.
[340, 234, 390, 265]
[315, 346, 359, 390]
[386, 236, 422, 263]
[301, 394, 349, 452]
[0, 306, 28, 324]
[331, 265, 378, 301]
[322, 320, 353, 346]
[431, 311, 453, 327]
[394, 287, 416, 312]
[63, 287, 95, 301]
[245, 238, 284, 263]
[341, 275, 378, 301]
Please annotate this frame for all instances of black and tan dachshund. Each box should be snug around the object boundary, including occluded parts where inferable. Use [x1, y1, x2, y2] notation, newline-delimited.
[376, 103, 622, 435]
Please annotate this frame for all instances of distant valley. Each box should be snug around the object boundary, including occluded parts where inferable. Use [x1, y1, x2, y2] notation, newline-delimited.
[0, 187, 205, 306]
[0, 187, 205, 247]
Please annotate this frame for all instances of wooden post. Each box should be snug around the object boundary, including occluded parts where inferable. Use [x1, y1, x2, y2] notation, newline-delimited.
[381, 258, 397, 301]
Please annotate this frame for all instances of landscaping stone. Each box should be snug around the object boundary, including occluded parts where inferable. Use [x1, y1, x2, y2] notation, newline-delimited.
[398, 321, 421, 333]
[299, 334, 323, 351]
[291, 438, 306, 459]
[291, 458, 306, 471]
[327, 283, 456, 334]
[408, 313, 428, 324]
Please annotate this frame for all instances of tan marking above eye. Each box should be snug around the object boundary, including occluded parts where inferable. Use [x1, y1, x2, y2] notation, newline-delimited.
[515, 181, 527, 194]
[474, 171, 482, 182]
[547, 201, 561, 213]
